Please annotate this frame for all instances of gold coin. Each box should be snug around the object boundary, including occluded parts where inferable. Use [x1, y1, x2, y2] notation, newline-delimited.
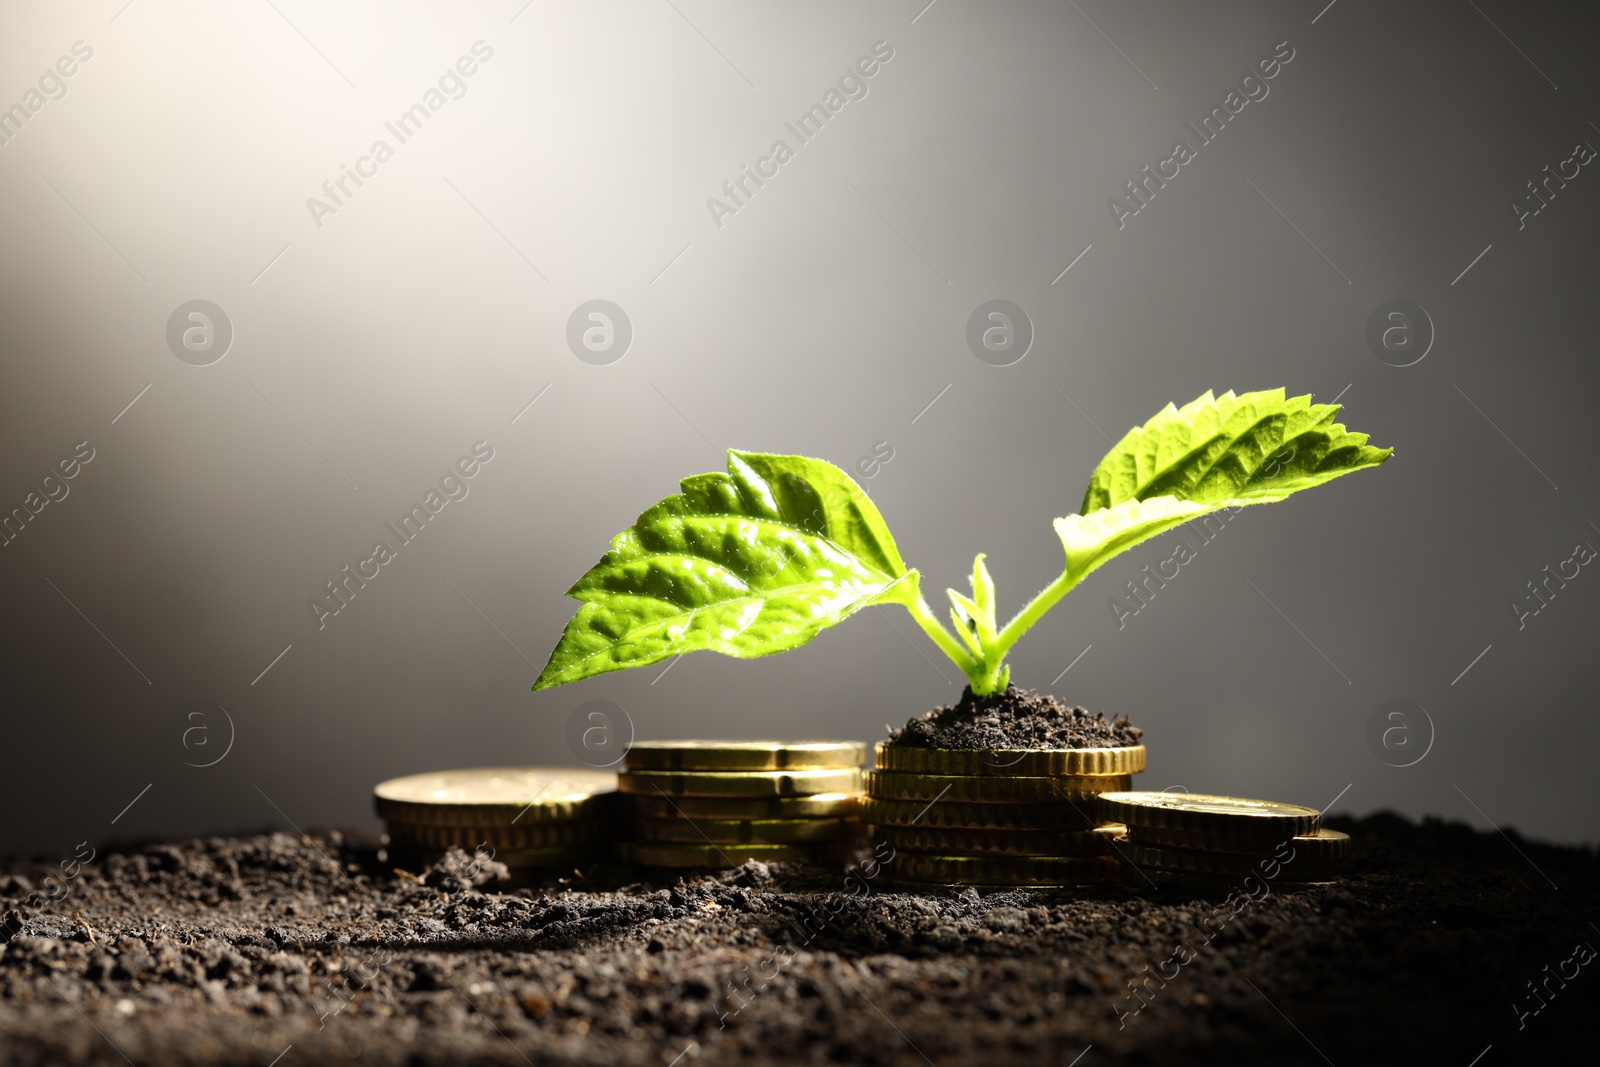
[872, 825, 1110, 856]
[1094, 791, 1320, 839]
[865, 770, 1132, 804]
[384, 819, 610, 851]
[630, 817, 859, 844]
[374, 767, 617, 827]
[617, 767, 861, 798]
[627, 793, 861, 820]
[874, 743, 1145, 777]
[861, 797, 1097, 831]
[1284, 827, 1349, 860]
[625, 740, 865, 772]
[1116, 838, 1344, 881]
[621, 841, 852, 868]
[891, 852, 1117, 886]
[1125, 824, 1351, 859]
[388, 842, 594, 870]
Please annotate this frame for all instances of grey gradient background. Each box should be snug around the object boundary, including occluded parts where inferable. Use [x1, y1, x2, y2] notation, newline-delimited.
[2, 0, 1596, 856]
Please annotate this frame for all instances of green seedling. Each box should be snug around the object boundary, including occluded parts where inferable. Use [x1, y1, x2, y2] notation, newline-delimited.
[534, 389, 1390, 696]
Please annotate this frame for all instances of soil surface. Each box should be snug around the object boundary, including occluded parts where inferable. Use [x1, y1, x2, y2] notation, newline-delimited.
[888, 686, 1144, 750]
[0, 812, 1593, 1066]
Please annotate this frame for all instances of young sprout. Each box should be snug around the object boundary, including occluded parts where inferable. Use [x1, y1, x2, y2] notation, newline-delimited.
[534, 389, 1390, 695]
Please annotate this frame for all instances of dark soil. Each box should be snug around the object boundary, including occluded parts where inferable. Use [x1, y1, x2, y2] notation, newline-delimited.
[888, 686, 1144, 750]
[1, 813, 1593, 1065]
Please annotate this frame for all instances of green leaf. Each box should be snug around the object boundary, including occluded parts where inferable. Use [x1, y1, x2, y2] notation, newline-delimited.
[949, 605, 984, 659]
[1053, 497, 1215, 585]
[995, 391, 1392, 667]
[1081, 389, 1392, 514]
[533, 450, 917, 690]
[970, 553, 996, 618]
[733, 450, 909, 578]
[947, 588, 995, 646]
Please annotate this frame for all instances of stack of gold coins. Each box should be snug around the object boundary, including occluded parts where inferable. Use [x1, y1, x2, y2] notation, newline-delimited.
[375, 767, 619, 873]
[618, 741, 866, 868]
[1095, 791, 1350, 890]
[865, 743, 1145, 890]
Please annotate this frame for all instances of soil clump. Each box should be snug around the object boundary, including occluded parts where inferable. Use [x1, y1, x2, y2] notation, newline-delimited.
[888, 685, 1144, 750]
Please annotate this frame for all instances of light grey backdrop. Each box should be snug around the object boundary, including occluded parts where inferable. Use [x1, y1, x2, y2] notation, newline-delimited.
[2, 0, 1596, 855]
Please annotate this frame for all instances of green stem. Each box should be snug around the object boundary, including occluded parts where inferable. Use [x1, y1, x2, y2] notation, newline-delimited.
[993, 567, 1082, 659]
[906, 595, 978, 678]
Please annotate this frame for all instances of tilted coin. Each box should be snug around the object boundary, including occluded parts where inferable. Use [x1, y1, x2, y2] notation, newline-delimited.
[374, 767, 617, 827]
[865, 770, 1132, 804]
[384, 819, 609, 851]
[1115, 838, 1344, 881]
[861, 797, 1097, 831]
[874, 743, 1145, 777]
[618, 767, 861, 798]
[1124, 824, 1351, 859]
[630, 817, 859, 845]
[892, 852, 1118, 887]
[621, 841, 853, 868]
[1094, 791, 1320, 839]
[871, 825, 1110, 856]
[627, 793, 861, 820]
[625, 740, 866, 772]
[1281, 827, 1349, 861]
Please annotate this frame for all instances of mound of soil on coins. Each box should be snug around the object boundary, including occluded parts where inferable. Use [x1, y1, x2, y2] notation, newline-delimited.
[887, 685, 1144, 750]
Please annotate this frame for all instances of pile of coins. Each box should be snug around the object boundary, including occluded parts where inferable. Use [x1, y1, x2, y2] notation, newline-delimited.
[865, 743, 1146, 889]
[617, 741, 867, 868]
[375, 767, 619, 874]
[371, 757, 1351, 891]
[1096, 791, 1350, 889]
